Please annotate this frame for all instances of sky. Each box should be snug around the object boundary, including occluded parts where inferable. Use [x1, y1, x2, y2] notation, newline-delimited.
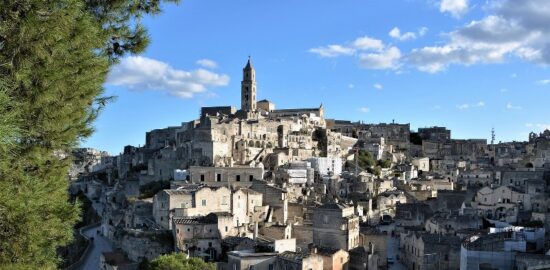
[83, 0, 550, 155]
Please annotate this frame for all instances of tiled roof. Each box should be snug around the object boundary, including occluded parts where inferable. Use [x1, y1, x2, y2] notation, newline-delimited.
[173, 213, 224, 225]
[278, 251, 307, 262]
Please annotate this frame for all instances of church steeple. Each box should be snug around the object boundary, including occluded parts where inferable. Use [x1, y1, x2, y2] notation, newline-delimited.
[241, 57, 257, 112]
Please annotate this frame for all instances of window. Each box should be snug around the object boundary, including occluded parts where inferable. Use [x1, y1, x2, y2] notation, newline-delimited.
[236, 175, 241, 182]
[200, 174, 205, 182]
[187, 228, 190, 232]
[209, 242, 212, 247]
[225, 226, 228, 232]
[202, 199, 206, 206]
[217, 174, 221, 182]
[249, 175, 254, 181]
[222, 196, 228, 205]
[323, 215, 329, 224]
[268, 264, 274, 270]
[445, 254, 449, 261]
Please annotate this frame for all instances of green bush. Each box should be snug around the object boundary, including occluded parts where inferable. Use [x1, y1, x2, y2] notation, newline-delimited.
[144, 253, 215, 270]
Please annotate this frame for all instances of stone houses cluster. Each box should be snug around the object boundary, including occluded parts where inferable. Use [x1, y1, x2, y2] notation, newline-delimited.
[70, 59, 550, 270]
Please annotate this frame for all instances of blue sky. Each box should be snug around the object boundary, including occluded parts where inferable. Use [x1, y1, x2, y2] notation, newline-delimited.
[83, 0, 550, 154]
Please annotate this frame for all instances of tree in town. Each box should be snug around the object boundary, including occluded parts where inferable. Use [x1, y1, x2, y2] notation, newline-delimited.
[0, 0, 178, 268]
[145, 253, 216, 270]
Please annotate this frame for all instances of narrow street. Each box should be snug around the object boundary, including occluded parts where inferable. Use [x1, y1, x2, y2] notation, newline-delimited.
[80, 224, 113, 270]
[387, 236, 407, 270]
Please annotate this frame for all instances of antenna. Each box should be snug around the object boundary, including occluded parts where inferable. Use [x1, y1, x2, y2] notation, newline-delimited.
[491, 128, 496, 145]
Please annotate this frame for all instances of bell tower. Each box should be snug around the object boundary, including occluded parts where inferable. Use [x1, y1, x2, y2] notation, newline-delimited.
[241, 57, 257, 112]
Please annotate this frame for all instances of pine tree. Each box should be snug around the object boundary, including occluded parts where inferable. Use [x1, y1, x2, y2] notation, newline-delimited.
[0, 0, 178, 268]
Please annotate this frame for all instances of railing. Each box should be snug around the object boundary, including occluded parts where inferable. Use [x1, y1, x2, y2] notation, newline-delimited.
[65, 222, 101, 270]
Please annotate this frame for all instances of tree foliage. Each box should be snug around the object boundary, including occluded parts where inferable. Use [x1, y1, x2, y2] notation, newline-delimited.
[377, 159, 392, 169]
[0, 0, 178, 268]
[140, 180, 171, 199]
[357, 150, 375, 168]
[145, 253, 216, 270]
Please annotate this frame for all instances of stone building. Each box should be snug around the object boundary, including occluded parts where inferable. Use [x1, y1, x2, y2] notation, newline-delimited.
[226, 251, 278, 270]
[153, 186, 231, 229]
[275, 251, 324, 270]
[418, 126, 451, 142]
[399, 232, 461, 270]
[172, 212, 237, 260]
[412, 157, 430, 172]
[145, 126, 179, 150]
[307, 157, 344, 177]
[460, 230, 529, 270]
[312, 202, 360, 251]
[394, 202, 433, 232]
[471, 185, 531, 223]
[316, 247, 349, 270]
[250, 180, 289, 224]
[231, 187, 263, 227]
[188, 166, 264, 188]
[359, 227, 388, 268]
[424, 212, 482, 235]
[376, 190, 407, 217]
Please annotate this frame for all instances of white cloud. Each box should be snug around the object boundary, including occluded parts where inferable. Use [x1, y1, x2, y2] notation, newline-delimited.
[359, 47, 402, 70]
[434, 105, 442, 109]
[500, 88, 508, 92]
[537, 79, 550, 85]
[107, 56, 230, 98]
[506, 102, 522, 110]
[457, 101, 485, 110]
[311, 1, 550, 73]
[196, 59, 218, 69]
[348, 83, 355, 89]
[389, 27, 417, 41]
[373, 83, 383, 90]
[352, 36, 385, 51]
[310, 36, 400, 70]
[409, 0, 550, 72]
[389, 27, 429, 41]
[440, 0, 469, 18]
[308, 45, 355, 58]
[359, 107, 370, 113]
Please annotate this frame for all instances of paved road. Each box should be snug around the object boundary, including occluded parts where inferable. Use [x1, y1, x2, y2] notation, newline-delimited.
[79, 225, 113, 270]
[387, 236, 407, 270]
